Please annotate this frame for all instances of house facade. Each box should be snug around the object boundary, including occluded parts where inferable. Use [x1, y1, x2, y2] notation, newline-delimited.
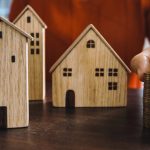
[50, 24, 131, 107]
[0, 17, 32, 128]
[13, 5, 47, 100]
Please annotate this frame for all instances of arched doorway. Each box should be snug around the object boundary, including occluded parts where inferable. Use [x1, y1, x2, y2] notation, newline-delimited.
[0, 106, 7, 129]
[65, 90, 75, 109]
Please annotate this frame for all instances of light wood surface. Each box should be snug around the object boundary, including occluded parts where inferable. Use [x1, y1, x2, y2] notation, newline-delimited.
[0, 18, 29, 128]
[51, 25, 130, 107]
[14, 6, 47, 100]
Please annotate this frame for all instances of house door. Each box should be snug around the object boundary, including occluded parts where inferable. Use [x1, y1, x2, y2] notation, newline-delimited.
[65, 90, 75, 109]
[0, 106, 7, 129]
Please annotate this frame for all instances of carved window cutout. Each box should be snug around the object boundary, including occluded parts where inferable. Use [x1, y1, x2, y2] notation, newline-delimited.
[36, 49, 40, 54]
[30, 33, 34, 37]
[11, 55, 16, 63]
[31, 49, 34, 54]
[31, 41, 34, 46]
[95, 68, 104, 77]
[27, 16, 31, 23]
[63, 68, 72, 77]
[36, 41, 39, 46]
[108, 82, 118, 90]
[0, 31, 2, 38]
[87, 40, 95, 48]
[108, 68, 118, 76]
[36, 33, 39, 38]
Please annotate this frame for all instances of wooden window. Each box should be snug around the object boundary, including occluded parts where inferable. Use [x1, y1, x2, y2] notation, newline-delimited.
[108, 68, 118, 76]
[36, 41, 39, 46]
[63, 68, 72, 77]
[31, 49, 34, 54]
[95, 68, 104, 77]
[108, 82, 118, 90]
[27, 16, 31, 23]
[11, 55, 16, 63]
[36, 33, 39, 38]
[30, 33, 34, 37]
[31, 41, 34, 46]
[0, 31, 2, 38]
[87, 40, 95, 48]
[36, 49, 40, 54]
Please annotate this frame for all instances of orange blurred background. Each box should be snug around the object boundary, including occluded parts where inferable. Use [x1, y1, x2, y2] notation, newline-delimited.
[5, 0, 150, 88]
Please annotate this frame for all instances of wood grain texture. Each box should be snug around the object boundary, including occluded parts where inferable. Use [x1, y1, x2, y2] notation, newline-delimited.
[14, 6, 46, 100]
[51, 25, 130, 107]
[0, 20, 29, 128]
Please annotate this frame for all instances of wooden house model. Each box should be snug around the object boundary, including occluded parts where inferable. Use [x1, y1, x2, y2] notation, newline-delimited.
[13, 5, 47, 100]
[0, 17, 32, 128]
[50, 24, 131, 108]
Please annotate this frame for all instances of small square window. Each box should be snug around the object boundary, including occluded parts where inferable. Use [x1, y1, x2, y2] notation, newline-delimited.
[63, 68, 72, 77]
[95, 73, 99, 77]
[31, 49, 34, 54]
[36, 41, 39, 46]
[30, 33, 34, 37]
[109, 73, 112, 76]
[95, 68, 104, 77]
[11, 55, 15, 63]
[114, 68, 118, 72]
[36, 33, 39, 38]
[0, 31, 2, 38]
[31, 41, 34, 46]
[100, 73, 104, 76]
[68, 68, 72, 71]
[113, 73, 118, 76]
[63, 73, 67, 76]
[63, 68, 67, 71]
[36, 49, 40, 54]
[27, 16, 31, 23]
[68, 73, 72, 76]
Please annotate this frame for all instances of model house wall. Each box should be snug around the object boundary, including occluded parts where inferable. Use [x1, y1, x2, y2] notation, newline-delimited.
[0, 17, 32, 128]
[50, 24, 131, 107]
[13, 5, 47, 100]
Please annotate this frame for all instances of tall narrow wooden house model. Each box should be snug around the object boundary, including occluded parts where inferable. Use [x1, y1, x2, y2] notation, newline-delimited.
[0, 17, 32, 128]
[13, 5, 47, 100]
[50, 24, 131, 107]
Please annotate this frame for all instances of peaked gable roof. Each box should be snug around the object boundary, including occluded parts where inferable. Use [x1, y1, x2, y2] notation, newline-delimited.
[0, 16, 33, 40]
[50, 24, 131, 73]
[13, 5, 47, 29]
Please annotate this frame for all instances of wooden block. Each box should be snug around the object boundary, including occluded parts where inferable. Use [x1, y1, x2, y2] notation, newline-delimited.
[13, 5, 47, 100]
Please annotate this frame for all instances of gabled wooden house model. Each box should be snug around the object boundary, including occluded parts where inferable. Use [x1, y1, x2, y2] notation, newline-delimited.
[0, 17, 33, 128]
[50, 24, 131, 107]
[13, 5, 47, 100]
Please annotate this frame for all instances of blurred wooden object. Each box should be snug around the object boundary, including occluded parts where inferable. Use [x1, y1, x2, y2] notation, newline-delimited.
[0, 17, 32, 128]
[50, 25, 131, 107]
[13, 5, 47, 100]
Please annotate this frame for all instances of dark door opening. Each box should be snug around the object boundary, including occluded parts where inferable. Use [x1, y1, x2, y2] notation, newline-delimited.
[65, 90, 75, 109]
[0, 106, 7, 129]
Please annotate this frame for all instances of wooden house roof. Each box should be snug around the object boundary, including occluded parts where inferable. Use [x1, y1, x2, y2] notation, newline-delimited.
[50, 24, 131, 73]
[0, 16, 33, 40]
[13, 5, 47, 29]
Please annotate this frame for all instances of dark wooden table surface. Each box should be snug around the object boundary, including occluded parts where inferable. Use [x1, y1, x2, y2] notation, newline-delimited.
[0, 88, 150, 150]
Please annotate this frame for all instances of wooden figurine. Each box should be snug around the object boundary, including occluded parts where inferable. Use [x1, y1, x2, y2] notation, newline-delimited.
[0, 16, 33, 128]
[13, 5, 47, 100]
[50, 24, 131, 108]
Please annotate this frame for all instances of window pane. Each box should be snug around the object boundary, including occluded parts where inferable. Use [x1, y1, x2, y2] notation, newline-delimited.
[36, 49, 40, 54]
[36, 33, 39, 38]
[27, 16, 31, 23]
[30, 33, 34, 37]
[0, 31, 2, 38]
[31, 49, 34, 54]
[11, 55, 15, 63]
